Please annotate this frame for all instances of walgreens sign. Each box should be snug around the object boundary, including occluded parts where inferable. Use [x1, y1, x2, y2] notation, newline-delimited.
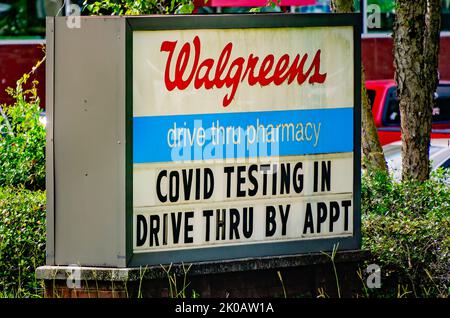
[133, 27, 353, 116]
[160, 35, 327, 107]
[131, 22, 359, 263]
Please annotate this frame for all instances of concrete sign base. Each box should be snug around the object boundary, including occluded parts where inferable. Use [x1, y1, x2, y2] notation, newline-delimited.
[36, 250, 369, 298]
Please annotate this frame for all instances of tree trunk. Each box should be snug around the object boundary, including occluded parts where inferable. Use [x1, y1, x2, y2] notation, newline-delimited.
[424, 0, 442, 128]
[425, 0, 441, 86]
[394, 0, 441, 182]
[361, 66, 387, 171]
[330, 0, 387, 174]
[330, 0, 354, 13]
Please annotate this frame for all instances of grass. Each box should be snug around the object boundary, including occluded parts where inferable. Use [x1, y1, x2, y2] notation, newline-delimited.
[161, 262, 195, 298]
[277, 271, 287, 298]
[320, 243, 341, 298]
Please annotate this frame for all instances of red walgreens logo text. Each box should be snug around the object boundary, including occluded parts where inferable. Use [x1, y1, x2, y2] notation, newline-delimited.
[160, 36, 327, 107]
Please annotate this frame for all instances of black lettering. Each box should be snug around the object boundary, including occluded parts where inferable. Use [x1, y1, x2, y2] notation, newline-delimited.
[136, 215, 147, 247]
[342, 200, 352, 231]
[313, 161, 319, 192]
[303, 203, 314, 234]
[224, 166, 234, 198]
[216, 208, 226, 240]
[171, 212, 182, 244]
[162, 213, 168, 245]
[204, 168, 214, 199]
[321, 161, 331, 192]
[182, 169, 193, 200]
[280, 163, 290, 195]
[243, 207, 253, 239]
[169, 171, 180, 202]
[293, 162, 304, 193]
[156, 170, 167, 202]
[329, 201, 340, 232]
[195, 168, 201, 200]
[184, 211, 194, 244]
[279, 204, 290, 236]
[260, 164, 271, 196]
[272, 164, 278, 195]
[317, 202, 327, 233]
[229, 208, 240, 240]
[265, 205, 276, 237]
[248, 164, 258, 196]
[149, 215, 160, 247]
[203, 210, 213, 242]
[237, 166, 246, 197]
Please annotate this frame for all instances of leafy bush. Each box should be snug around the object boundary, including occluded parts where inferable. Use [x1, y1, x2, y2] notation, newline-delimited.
[0, 72, 45, 191]
[0, 0, 45, 37]
[362, 169, 450, 298]
[83, 0, 195, 15]
[0, 187, 46, 297]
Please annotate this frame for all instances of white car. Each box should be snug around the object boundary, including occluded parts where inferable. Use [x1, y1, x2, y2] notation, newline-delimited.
[383, 139, 450, 181]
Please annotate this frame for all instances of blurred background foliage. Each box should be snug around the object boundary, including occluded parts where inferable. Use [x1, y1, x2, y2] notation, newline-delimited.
[0, 1, 449, 38]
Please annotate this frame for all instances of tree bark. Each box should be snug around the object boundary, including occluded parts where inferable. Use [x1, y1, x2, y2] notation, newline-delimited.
[330, 0, 354, 13]
[425, 0, 441, 85]
[424, 0, 442, 124]
[394, 0, 441, 182]
[330, 0, 387, 174]
[361, 66, 387, 172]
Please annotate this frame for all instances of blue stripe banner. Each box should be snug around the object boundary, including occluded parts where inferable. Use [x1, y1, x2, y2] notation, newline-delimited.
[133, 108, 353, 163]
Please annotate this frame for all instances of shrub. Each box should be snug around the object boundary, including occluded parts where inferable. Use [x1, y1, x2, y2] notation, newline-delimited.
[361, 169, 450, 298]
[0, 72, 45, 191]
[83, 0, 195, 15]
[0, 187, 46, 297]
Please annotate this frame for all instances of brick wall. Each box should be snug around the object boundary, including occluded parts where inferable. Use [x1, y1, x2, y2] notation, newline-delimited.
[362, 35, 450, 80]
[0, 42, 46, 108]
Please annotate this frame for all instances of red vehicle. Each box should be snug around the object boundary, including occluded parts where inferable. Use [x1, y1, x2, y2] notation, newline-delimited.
[366, 79, 450, 145]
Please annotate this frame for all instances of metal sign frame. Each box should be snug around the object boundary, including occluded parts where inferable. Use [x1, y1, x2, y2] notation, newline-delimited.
[125, 13, 361, 266]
